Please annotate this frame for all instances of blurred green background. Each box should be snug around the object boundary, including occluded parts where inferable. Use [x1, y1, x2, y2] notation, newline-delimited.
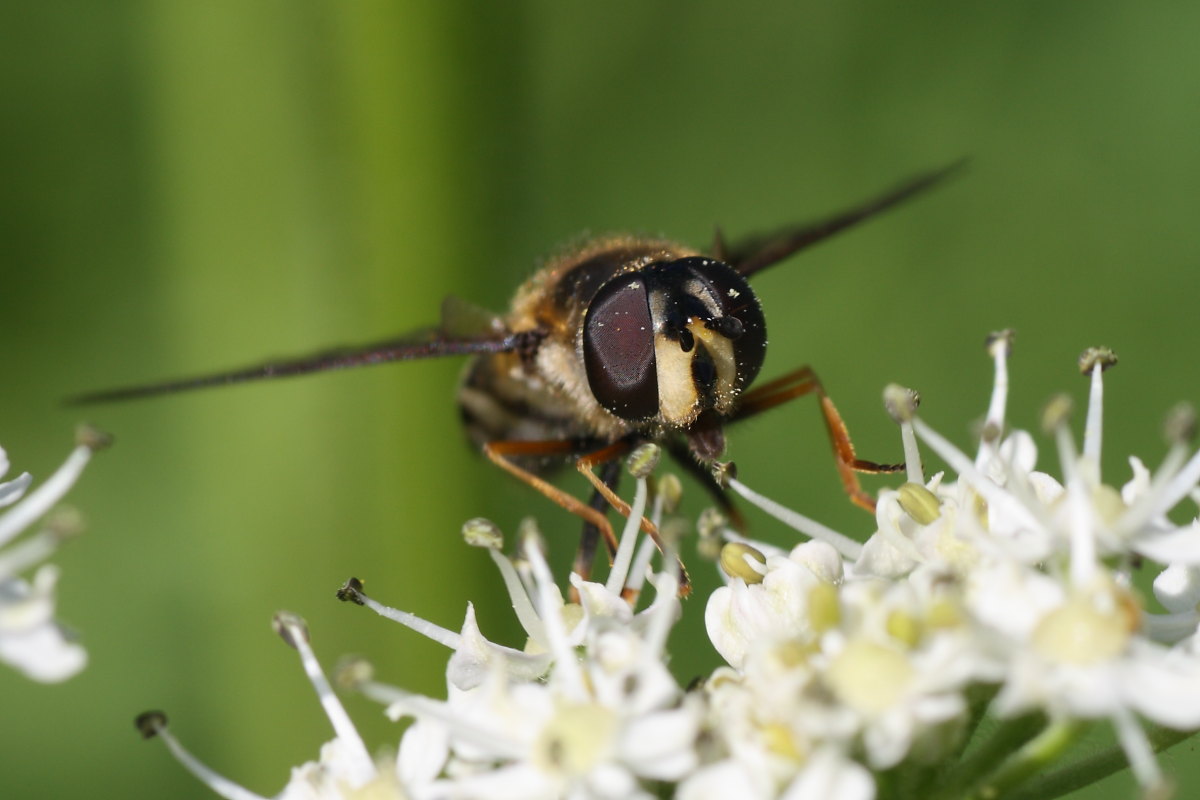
[3, 2, 1199, 797]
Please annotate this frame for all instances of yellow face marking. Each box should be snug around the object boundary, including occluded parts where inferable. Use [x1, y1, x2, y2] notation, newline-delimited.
[654, 331, 699, 425]
[652, 319, 742, 426]
[646, 284, 744, 427]
[687, 319, 739, 413]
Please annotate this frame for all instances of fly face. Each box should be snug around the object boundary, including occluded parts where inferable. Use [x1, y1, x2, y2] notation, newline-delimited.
[581, 256, 766, 461]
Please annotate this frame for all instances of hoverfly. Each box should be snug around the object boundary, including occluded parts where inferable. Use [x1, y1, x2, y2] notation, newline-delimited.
[74, 164, 959, 589]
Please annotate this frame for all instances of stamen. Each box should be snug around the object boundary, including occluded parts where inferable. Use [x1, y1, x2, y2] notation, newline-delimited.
[726, 476, 864, 561]
[494, 552, 549, 645]
[0, 439, 99, 548]
[134, 711, 268, 800]
[621, 479, 673, 600]
[272, 612, 375, 787]
[641, 569, 680, 661]
[1066, 479, 1098, 587]
[1080, 347, 1117, 472]
[461, 517, 503, 550]
[1164, 403, 1197, 448]
[977, 330, 1014, 469]
[1121, 442, 1200, 537]
[911, 417, 1045, 534]
[625, 528, 660, 597]
[696, 508, 725, 562]
[984, 330, 1014, 427]
[334, 656, 374, 691]
[1041, 394, 1079, 486]
[335, 578, 461, 650]
[360, 679, 525, 760]
[1112, 707, 1164, 792]
[1112, 406, 1197, 538]
[460, 519, 548, 643]
[522, 530, 585, 698]
[0, 513, 79, 576]
[606, 475, 646, 596]
[0, 472, 31, 507]
[884, 384, 924, 484]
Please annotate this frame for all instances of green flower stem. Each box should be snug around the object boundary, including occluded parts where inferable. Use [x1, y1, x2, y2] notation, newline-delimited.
[929, 713, 1047, 800]
[958, 684, 1002, 759]
[960, 719, 1089, 800]
[1005, 724, 1195, 800]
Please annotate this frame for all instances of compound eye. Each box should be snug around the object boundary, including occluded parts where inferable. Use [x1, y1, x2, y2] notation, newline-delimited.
[583, 275, 659, 419]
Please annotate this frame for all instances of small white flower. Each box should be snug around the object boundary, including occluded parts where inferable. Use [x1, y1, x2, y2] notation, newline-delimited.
[706, 540, 842, 669]
[364, 539, 701, 800]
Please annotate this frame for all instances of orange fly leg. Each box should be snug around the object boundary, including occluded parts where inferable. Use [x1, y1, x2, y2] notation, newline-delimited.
[483, 439, 621, 561]
[733, 366, 903, 513]
[577, 441, 692, 597]
[575, 440, 659, 537]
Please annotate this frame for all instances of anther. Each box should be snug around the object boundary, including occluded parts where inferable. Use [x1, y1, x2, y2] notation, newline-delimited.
[884, 384, 921, 424]
[1078, 346, 1118, 376]
[462, 517, 504, 550]
[660, 517, 688, 551]
[517, 517, 546, 558]
[711, 461, 737, 489]
[719, 542, 767, 583]
[657, 473, 683, 513]
[986, 329, 1015, 359]
[697, 508, 726, 561]
[336, 577, 366, 605]
[627, 443, 661, 479]
[272, 611, 309, 649]
[897, 482, 942, 525]
[334, 656, 373, 690]
[1041, 393, 1074, 433]
[75, 424, 113, 451]
[1164, 403, 1197, 446]
[135, 710, 168, 739]
[45, 507, 85, 541]
[980, 421, 1003, 445]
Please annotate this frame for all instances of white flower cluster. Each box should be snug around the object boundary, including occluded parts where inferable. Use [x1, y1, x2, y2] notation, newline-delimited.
[0, 427, 105, 683]
[707, 334, 1200, 798]
[140, 334, 1200, 799]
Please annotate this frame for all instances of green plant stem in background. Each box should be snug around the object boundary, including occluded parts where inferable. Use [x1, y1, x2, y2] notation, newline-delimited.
[1007, 725, 1193, 800]
[962, 720, 1088, 800]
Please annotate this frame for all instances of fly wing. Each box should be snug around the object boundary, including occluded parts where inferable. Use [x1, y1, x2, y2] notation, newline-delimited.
[69, 313, 519, 405]
[439, 294, 508, 338]
[728, 160, 966, 278]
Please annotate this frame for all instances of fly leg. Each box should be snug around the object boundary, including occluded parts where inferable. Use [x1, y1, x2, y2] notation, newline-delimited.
[483, 439, 620, 560]
[576, 458, 622, 585]
[576, 440, 691, 597]
[731, 366, 903, 512]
